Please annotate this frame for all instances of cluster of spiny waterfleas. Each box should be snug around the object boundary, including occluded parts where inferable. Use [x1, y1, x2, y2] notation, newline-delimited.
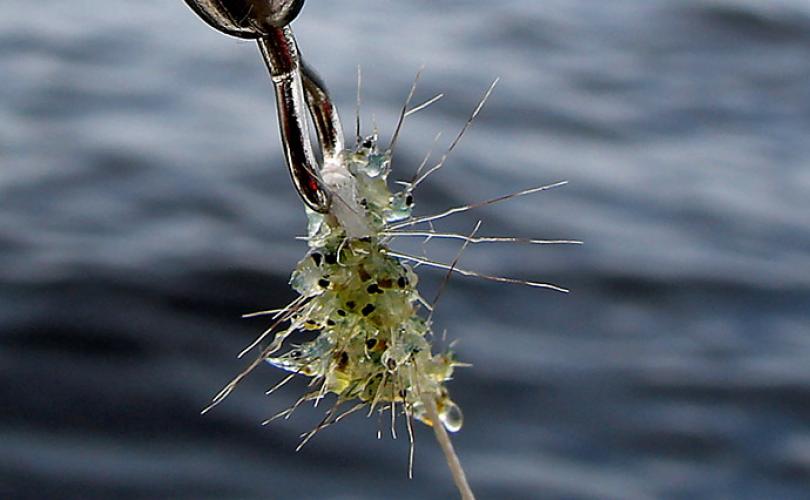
[265, 136, 464, 435]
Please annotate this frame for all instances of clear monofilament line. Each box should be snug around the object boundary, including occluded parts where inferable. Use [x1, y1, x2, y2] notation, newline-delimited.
[423, 395, 475, 500]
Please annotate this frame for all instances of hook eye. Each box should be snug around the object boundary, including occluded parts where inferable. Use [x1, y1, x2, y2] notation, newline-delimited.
[183, 0, 305, 38]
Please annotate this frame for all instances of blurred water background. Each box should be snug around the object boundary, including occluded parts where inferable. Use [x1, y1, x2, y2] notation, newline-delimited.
[2, 0, 810, 498]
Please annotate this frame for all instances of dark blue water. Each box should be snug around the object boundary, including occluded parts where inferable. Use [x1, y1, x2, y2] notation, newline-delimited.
[2, 1, 810, 498]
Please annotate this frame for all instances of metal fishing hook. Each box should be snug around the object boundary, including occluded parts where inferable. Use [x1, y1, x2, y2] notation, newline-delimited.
[182, 0, 343, 213]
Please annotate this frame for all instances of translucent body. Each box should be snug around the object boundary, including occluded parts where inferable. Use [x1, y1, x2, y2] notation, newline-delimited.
[265, 136, 462, 431]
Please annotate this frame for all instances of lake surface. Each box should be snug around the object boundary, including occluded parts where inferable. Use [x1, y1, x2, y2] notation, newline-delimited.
[2, 0, 809, 498]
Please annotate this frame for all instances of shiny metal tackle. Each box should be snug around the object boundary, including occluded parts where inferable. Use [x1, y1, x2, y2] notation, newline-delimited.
[183, 0, 342, 213]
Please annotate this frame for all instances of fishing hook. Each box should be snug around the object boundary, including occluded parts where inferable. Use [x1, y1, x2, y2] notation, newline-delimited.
[183, 0, 343, 213]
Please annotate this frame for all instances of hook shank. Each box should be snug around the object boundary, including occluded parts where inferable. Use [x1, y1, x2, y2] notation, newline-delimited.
[259, 27, 331, 212]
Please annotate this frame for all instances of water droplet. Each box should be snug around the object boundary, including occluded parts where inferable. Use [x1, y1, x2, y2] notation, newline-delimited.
[439, 400, 463, 432]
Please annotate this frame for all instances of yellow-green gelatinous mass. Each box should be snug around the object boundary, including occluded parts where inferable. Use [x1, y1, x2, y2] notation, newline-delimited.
[266, 135, 463, 432]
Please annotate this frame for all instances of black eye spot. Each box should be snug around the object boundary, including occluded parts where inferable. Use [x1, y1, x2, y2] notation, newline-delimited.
[365, 338, 377, 349]
[362, 138, 374, 148]
[362, 304, 376, 316]
[335, 351, 349, 370]
[289, 350, 302, 359]
[337, 309, 347, 317]
[318, 278, 330, 288]
[311, 252, 322, 266]
[405, 194, 414, 206]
